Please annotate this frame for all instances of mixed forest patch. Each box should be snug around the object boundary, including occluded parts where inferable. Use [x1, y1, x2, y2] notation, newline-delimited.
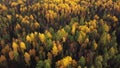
[0, 0, 120, 68]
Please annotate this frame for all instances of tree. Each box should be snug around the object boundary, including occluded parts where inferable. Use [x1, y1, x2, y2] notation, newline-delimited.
[78, 56, 86, 67]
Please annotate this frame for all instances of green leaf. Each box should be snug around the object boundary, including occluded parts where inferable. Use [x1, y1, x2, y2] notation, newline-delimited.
[14, 51, 19, 61]
[36, 60, 44, 68]
[44, 62, 51, 68]
[78, 56, 86, 67]
[80, 17, 85, 25]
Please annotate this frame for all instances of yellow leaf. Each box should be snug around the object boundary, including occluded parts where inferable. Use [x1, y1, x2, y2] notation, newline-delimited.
[62, 37, 66, 42]
[112, 16, 118, 22]
[24, 52, 30, 64]
[52, 42, 58, 56]
[34, 22, 40, 29]
[104, 24, 109, 32]
[26, 35, 31, 43]
[20, 41, 26, 50]
[45, 30, 52, 38]
[11, 2, 18, 7]
[30, 15, 34, 20]
[94, 41, 98, 50]
[39, 33, 46, 43]
[7, 15, 12, 20]
[15, 24, 21, 30]
[30, 33, 35, 41]
[62, 56, 72, 67]
[12, 42, 18, 51]
[71, 22, 78, 35]
[57, 42, 62, 52]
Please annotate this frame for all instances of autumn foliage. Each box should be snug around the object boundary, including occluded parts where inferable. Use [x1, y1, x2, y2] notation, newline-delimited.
[0, 0, 120, 68]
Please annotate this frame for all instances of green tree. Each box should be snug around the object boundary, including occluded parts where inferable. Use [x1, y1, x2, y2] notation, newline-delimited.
[78, 56, 86, 67]
[95, 56, 103, 68]
[36, 60, 44, 68]
[44, 59, 51, 68]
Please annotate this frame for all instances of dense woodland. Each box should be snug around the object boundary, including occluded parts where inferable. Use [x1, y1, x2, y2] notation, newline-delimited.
[0, 0, 120, 68]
